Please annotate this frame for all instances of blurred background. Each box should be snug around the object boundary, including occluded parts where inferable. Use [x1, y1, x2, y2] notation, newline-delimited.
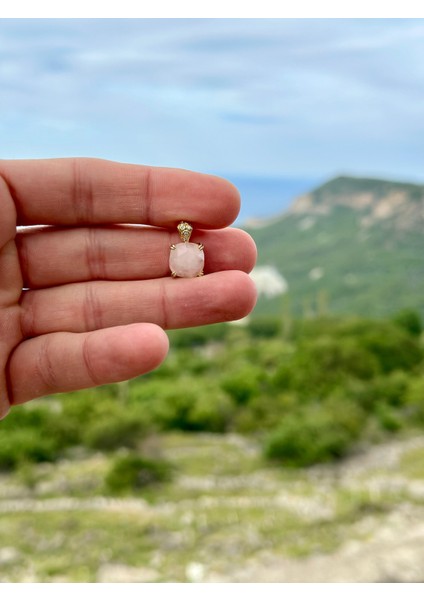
[1, 18, 424, 582]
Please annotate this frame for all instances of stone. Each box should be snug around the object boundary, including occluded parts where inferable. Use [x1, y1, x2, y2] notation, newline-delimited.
[0, 547, 21, 566]
[170, 242, 204, 278]
[186, 562, 206, 583]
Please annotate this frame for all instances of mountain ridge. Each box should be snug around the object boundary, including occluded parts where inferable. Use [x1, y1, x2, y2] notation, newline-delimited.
[245, 174, 424, 228]
[246, 174, 424, 319]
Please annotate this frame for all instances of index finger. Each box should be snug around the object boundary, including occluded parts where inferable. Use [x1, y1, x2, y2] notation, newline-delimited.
[0, 158, 241, 228]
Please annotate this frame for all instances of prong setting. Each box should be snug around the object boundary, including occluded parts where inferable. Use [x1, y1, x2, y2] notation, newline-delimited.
[170, 221, 205, 278]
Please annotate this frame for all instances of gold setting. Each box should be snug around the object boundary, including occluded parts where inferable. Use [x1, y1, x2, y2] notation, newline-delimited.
[177, 221, 193, 243]
[169, 221, 205, 278]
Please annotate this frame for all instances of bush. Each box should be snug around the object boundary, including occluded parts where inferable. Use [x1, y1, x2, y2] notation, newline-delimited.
[264, 398, 365, 467]
[392, 309, 422, 337]
[272, 336, 379, 396]
[357, 324, 422, 373]
[355, 371, 410, 411]
[246, 316, 282, 339]
[83, 410, 150, 451]
[0, 427, 60, 471]
[331, 318, 422, 372]
[168, 323, 229, 348]
[134, 378, 235, 433]
[374, 403, 403, 432]
[233, 392, 299, 434]
[0, 403, 80, 470]
[220, 367, 262, 405]
[105, 453, 172, 494]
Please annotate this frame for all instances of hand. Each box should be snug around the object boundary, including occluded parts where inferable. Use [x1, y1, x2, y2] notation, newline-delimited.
[0, 158, 257, 418]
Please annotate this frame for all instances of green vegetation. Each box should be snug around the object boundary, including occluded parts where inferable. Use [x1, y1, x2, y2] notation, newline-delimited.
[1, 310, 424, 472]
[248, 176, 424, 320]
[311, 175, 424, 203]
[0, 431, 423, 582]
[105, 453, 172, 494]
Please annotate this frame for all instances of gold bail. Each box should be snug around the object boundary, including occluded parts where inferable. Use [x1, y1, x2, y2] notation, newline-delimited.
[177, 221, 193, 243]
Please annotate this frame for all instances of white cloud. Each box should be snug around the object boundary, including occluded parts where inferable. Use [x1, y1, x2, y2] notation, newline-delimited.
[0, 19, 423, 182]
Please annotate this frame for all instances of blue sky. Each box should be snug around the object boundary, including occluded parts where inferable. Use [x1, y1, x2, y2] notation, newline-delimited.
[1, 18, 423, 189]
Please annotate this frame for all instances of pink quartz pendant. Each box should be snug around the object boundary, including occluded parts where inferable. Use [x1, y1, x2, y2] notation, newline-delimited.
[170, 221, 205, 278]
[170, 242, 204, 278]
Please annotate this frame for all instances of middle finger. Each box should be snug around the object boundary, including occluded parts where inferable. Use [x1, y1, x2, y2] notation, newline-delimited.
[17, 226, 256, 288]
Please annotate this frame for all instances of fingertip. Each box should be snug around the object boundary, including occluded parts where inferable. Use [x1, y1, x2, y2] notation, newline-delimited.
[126, 323, 169, 372]
[231, 228, 258, 273]
[188, 172, 240, 228]
[77, 323, 169, 385]
[231, 270, 258, 319]
[80, 323, 170, 383]
[206, 270, 257, 323]
[210, 175, 241, 227]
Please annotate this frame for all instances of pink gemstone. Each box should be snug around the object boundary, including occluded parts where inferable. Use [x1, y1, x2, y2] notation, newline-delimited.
[170, 242, 204, 278]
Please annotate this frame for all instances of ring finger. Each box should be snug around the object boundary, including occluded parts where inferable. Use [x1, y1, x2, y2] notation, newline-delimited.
[20, 271, 257, 337]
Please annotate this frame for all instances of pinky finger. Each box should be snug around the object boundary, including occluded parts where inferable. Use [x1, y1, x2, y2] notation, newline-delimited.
[8, 323, 169, 407]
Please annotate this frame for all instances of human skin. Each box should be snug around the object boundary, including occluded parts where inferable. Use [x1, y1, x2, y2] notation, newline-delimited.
[0, 158, 257, 419]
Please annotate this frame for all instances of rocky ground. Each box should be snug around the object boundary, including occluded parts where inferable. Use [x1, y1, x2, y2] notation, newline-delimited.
[1, 433, 424, 582]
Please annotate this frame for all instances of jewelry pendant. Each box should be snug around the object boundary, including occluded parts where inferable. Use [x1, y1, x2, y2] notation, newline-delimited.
[169, 221, 204, 278]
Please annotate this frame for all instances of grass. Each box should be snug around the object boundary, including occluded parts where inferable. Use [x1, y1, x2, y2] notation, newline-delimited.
[1, 432, 424, 582]
[0, 510, 155, 582]
[399, 445, 424, 479]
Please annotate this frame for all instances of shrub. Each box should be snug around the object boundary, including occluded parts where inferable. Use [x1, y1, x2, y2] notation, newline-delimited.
[332, 318, 422, 372]
[168, 323, 229, 348]
[220, 367, 262, 405]
[233, 392, 299, 434]
[105, 453, 172, 494]
[246, 316, 282, 339]
[0, 427, 60, 470]
[357, 324, 422, 373]
[392, 309, 422, 337]
[183, 393, 235, 432]
[83, 410, 150, 451]
[0, 403, 79, 469]
[355, 371, 410, 411]
[272, 336, 379, 396]
[264, 398, 365, 467]
[374, 403, 403, 432]
[135, 378, 235, 433]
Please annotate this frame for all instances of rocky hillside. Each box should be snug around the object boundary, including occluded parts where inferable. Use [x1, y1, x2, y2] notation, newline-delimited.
[290, 176, 424, 228]
[248, 175, 424, 319]
[2, 432, 424, 582]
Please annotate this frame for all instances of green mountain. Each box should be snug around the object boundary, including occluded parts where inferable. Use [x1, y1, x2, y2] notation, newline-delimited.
[246, 175, 424, 319]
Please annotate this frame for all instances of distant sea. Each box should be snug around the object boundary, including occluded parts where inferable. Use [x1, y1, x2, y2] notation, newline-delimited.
[220, 175, 321, 225]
